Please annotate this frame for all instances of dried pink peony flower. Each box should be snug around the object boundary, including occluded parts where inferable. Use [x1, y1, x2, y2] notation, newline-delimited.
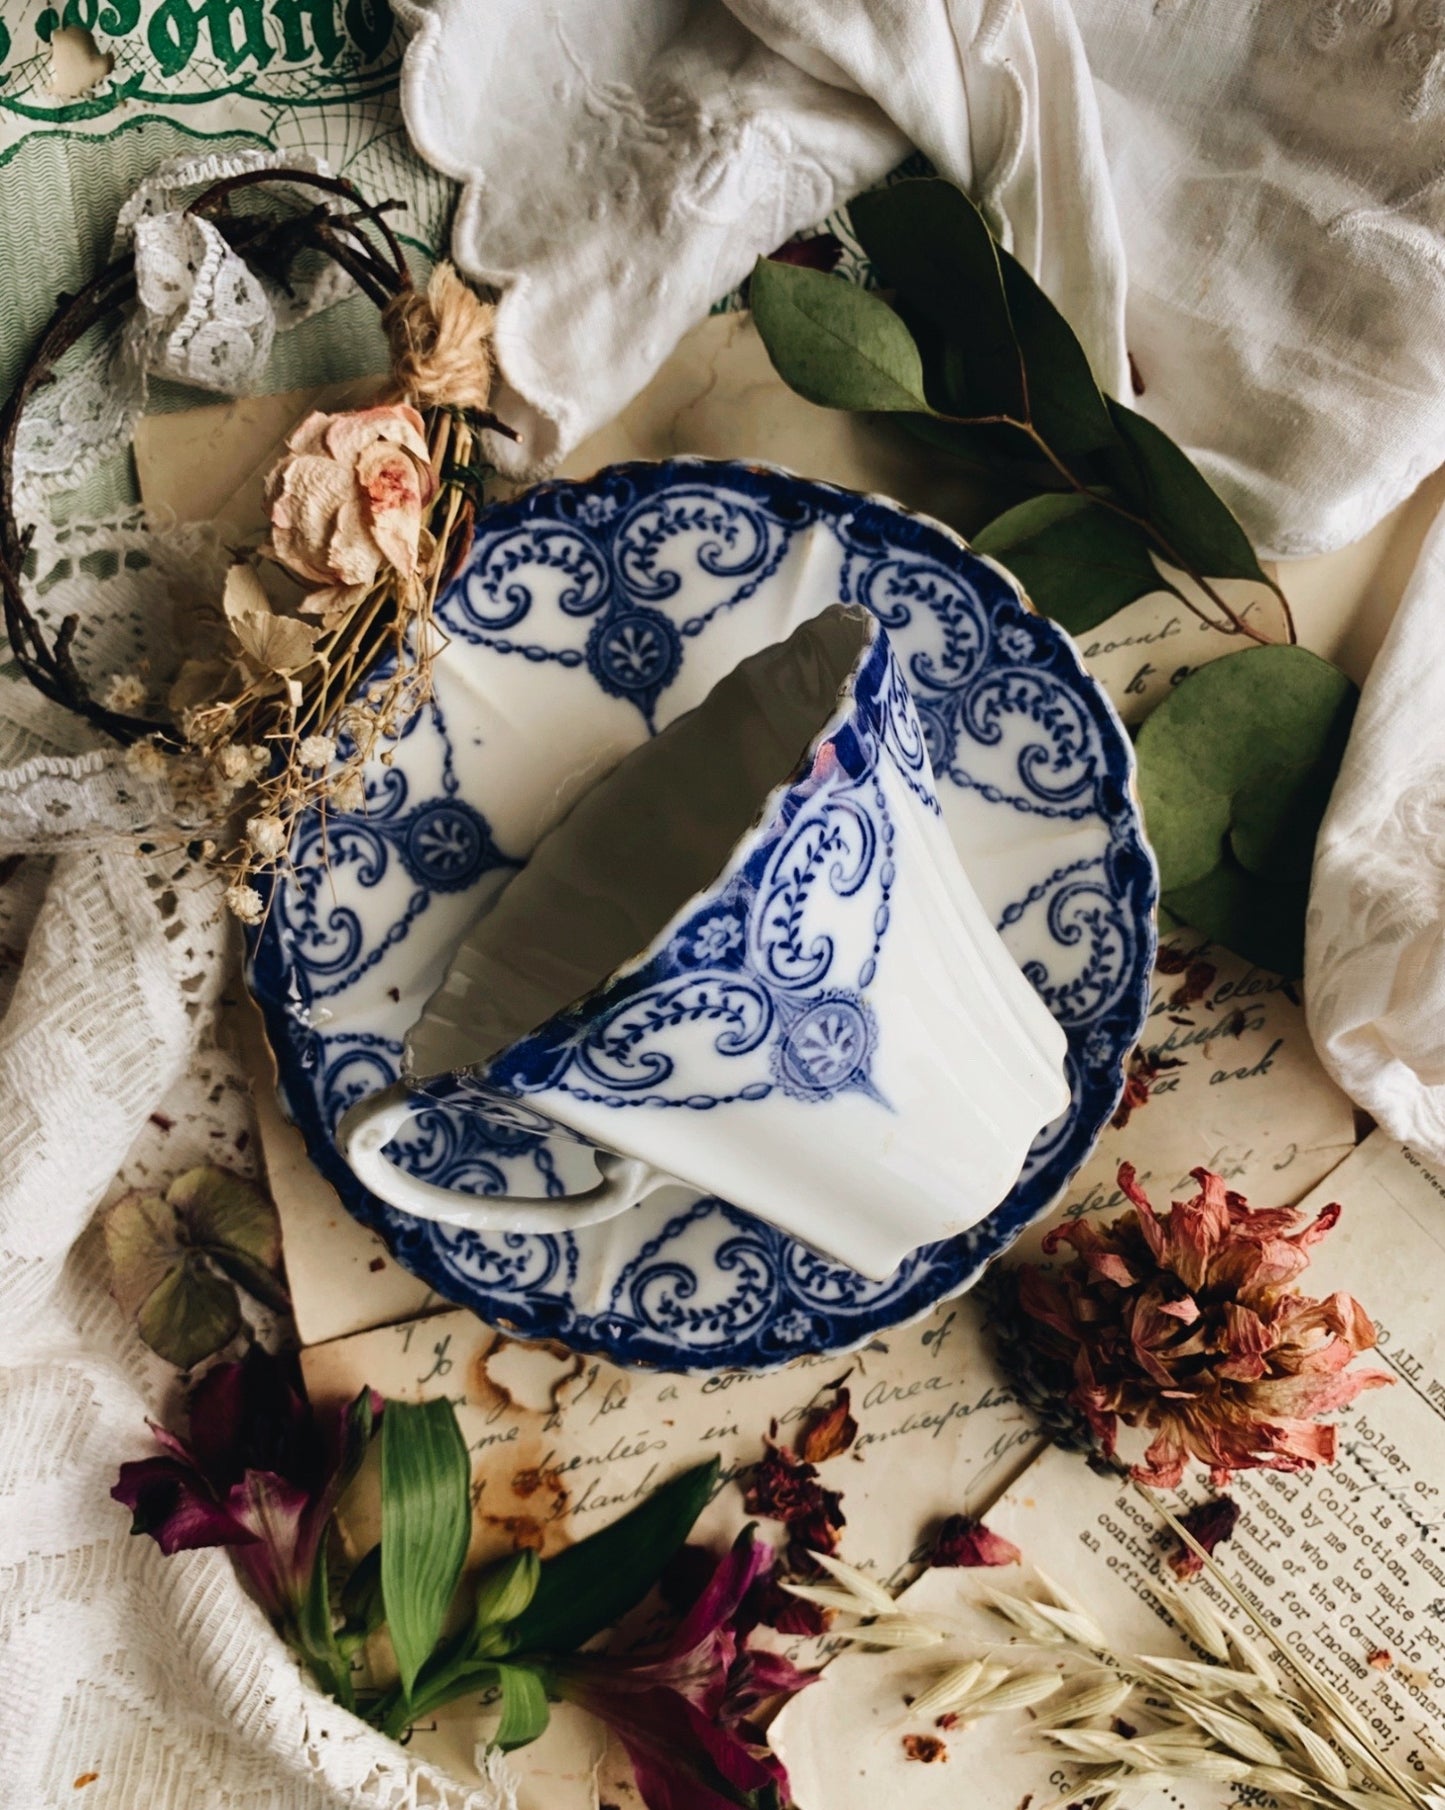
[264, 404, 437, 619]
[1016, 1165, 1391, 1490]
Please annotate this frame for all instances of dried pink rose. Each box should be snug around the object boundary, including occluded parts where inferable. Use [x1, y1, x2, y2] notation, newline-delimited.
[1016, 1165, 1391, 1490]
[264, 403, 437, 620]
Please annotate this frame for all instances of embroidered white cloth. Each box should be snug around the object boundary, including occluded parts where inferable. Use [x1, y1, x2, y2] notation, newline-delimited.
[398, 0, 1445, 560]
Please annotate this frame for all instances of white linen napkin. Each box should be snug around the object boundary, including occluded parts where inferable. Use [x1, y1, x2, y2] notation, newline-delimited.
[396, 0, 1445, 562]
[1306, 501, 1445, 1162]
[393, 0, 1130, 475]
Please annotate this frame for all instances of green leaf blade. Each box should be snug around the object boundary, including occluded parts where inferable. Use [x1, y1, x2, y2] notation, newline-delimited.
[848, 178, 1025, 420]
[973, 494, 1169, 634]
[749, 258, 930, 413]
[1136, 644, 1357, 977]
[509, 1458, 719, 1657]
[381, 1399, 473, 1699]
[493, 1664, 551, 1752]
[996, 246, 1118, 459]
[1105, 400, 1267, 586]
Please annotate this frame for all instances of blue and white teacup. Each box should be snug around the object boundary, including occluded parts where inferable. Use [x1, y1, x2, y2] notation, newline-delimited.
[339, 605, 1069, 1279]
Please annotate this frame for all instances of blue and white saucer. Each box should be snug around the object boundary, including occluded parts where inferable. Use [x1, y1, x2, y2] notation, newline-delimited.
[248, 459, 1157, 1370]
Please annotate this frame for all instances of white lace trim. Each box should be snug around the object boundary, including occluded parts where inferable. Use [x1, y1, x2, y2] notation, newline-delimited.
[13, 149, 354, 512]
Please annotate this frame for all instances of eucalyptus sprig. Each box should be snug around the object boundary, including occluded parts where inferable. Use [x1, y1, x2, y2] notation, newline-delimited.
[752, 177, 1289, 645]
[749, 177, 1360, 976]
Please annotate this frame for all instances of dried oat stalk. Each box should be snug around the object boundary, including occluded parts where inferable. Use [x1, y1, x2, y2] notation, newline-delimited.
[811, 1505, 1445, 1810]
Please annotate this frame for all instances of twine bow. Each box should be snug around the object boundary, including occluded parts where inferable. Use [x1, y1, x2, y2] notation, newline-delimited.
[383, 263, 497, 415]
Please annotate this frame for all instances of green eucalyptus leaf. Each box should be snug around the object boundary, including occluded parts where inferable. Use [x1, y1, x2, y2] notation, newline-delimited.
[895, 411, 1062, 493]
[996, 247, 1118, 459]
[381, 1399, 473, 1699]
[1105, 399, 1267, 586]
[135, 1255, 242, 1371]
[167, 1166, 289, 1313]
[749, 257, 930, 412]
[1135, 645, 1357, 978]
[973, 494, 1170, 633]
[509, 1458, 719, 1657]
[492, 1664, 551, 1752]
[849, 179, 1024, 420]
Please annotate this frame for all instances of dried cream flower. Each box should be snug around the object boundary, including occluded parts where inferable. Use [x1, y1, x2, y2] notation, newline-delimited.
[225, 885, 264, 924]
[245, 815, 287, 861]
[330, 772, 366, 813]
[102, 672, 149, 714]
[217, 743, 269, 783]
[264, 403, 437, 622]
[124, 741, 169, 779]
[298, 734, 337, 768]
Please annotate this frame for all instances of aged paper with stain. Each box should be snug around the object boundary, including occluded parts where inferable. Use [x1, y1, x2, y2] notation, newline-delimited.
[301, 1295, 1041, 1806]
[775, 1131, 1445, 1808]
[1013, 924, 1358, 1273]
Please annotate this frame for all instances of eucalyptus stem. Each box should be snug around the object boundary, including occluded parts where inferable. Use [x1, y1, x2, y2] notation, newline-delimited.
[943, 406, 1292, 647]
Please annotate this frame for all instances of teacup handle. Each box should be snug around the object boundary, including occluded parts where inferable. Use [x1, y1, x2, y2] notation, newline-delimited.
[337, 1082, 661, 1233]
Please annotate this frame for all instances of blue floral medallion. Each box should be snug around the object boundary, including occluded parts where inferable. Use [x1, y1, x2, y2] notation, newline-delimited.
[248, 459, 1157, 1371]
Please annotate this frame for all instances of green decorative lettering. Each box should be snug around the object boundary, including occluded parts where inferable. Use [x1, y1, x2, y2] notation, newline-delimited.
[147, 0, 199, 74]
[272, 0, 342, 64]
[35, 8, 62, 41]
[98, 0, 143, 31]
[0, 17, 9, 65]
[344, 0, 394, 60]
[201, 0, 275, 72]
[62, 0, 101, 28]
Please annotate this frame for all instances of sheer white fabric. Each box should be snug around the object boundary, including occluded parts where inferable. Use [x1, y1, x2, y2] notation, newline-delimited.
[1307, 500, 1445, 1162]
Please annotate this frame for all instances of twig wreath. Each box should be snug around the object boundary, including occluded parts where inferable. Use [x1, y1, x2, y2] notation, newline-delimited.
[0, 168, 511, 919]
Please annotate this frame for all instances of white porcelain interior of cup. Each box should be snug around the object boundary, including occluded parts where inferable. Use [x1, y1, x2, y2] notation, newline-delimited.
[406, 604, 874, 1079]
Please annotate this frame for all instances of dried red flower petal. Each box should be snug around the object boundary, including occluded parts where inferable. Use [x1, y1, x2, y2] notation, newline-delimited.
[1110, 1052, 1185, 1130]
[743, 1442, 846, 1555]
[1167, 1494, 1241, 1578]
[902, 1734, 948, 1763]
[795, 1387, 858, 1465]
[928, 1513, 1022, 1569]
[748, 1577, 834, 1636]
[1017, 1166, 1391, 1488]
[1170, 960, 1218, 1009]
